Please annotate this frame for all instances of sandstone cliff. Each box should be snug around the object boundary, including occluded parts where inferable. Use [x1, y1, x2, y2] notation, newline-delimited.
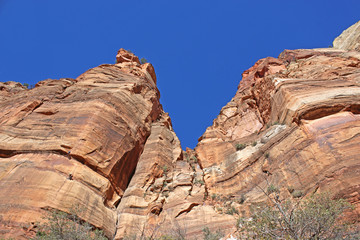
[334, 20, 360, 51]
[0, 21, 359, 239]
[0, 50, 162, 238]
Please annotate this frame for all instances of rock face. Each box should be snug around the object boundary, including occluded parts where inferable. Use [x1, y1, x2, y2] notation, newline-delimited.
[0, 49, 161, 239]
[196, 47, 360, 224]
[0, 23, 359, 239]
[334, 20, 360, 51]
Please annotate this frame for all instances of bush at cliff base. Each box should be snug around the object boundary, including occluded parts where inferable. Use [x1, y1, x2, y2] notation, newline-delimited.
[237, 192, 359, 240]
[33, 208, 107, 240]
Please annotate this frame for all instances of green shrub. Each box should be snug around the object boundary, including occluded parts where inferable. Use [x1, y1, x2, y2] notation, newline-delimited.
[162, 165, 169, 176]
[190, 156, 198, 163]
[211, 193, 217, 200]
[225, 206, 239, 215]
[251, 141, 257, 147]
[194, 178, 204, 186]
[267, 184, 279, 194]
[33, 207, 107, 240]
[237, 192, 355, 240]
[140, 57, 148, 64]
[291, 190, 303, 198]
[158, 235, 178, 240]
[235, 143, 246, 151]
[202, 227, 224, 240]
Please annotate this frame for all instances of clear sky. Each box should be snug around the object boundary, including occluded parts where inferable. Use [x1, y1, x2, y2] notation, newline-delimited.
[0, 1, 359, 149]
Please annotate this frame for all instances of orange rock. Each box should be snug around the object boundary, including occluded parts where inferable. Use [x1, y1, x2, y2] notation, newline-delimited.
[0, 53, 162, 238]
[1, 21, 360, 239]
[116, 48, 140, 64]
[195, 26, 360, 233]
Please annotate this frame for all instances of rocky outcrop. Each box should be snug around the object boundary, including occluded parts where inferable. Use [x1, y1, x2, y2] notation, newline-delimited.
[114, 114, 235, 239]
[334, 20, 360, 51]
[0, 23, 359, 239]
[0, 81, 27, 101]
[196, 47, 360, 224]
[0, 50, 161, 239]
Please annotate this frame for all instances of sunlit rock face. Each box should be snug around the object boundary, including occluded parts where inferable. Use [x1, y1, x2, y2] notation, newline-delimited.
[0, 50, 161, 239]
[0, 23, 359, 239]
[334, 20, 360, 51]
[196, 41, 360, 229]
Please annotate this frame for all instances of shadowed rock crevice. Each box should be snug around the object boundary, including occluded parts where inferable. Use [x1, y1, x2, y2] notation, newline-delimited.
[109, 140, 148, 197]
[297, 104, 360, 122]
[174, 203, 200, 218]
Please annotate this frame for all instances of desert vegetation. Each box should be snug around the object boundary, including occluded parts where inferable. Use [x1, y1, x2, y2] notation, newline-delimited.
[32, 207, 106, 240]
[237, 192, 358, 240]
[140, 57, 148, 64]
[235, 143, 246, 151]
[125, 188, 357, 239]
[28, 190, 357, 240]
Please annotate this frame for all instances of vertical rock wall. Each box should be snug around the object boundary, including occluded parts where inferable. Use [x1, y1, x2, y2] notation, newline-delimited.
[0, 50, 162, 239]
[0, 21, 360, 239]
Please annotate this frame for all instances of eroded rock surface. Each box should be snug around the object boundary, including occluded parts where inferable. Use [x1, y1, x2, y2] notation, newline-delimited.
[0, 50, 161, 239]
[334, 20, 360, 51]
[196, 47, 360, 227]
[0, 23, 359, 239]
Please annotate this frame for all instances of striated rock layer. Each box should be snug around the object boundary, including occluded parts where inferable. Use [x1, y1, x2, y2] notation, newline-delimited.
[0, 22, 360, 239]
[0, 49, 162, 239]
[196, 47, 360, 224]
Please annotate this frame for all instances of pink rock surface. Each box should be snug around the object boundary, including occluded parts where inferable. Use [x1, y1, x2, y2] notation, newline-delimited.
[0, 22, 359, 239]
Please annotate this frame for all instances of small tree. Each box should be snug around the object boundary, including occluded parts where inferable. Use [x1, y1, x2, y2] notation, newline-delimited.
[140, 57, 148, 64]
[235, 143, 246, 151]
[162, 165, 169, 176]
[237, 192, 356, 240]
[33, 207, 107, 240]
[202, 227, 224, 240]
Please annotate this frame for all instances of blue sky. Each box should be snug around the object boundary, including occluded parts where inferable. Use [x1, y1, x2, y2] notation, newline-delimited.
[0, 1, 359, 149]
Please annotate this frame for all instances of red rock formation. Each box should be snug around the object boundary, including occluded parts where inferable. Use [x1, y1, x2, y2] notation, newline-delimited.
[0, 22, 359, 239]
[0, 81, 27, 100]
[196, 43, 360, 230]
[115, 116, 235, 239]
[0, 50, 161, 239]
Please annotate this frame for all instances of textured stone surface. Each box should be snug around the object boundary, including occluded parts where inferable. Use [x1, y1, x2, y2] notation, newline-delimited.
[115, 116, 235, 239]
[0, 50, 161, 239]
[196, 47, 360, 227]
[0, 22, 360, 239]
[334, 20, 360, 51]
[0, 81, 27, 101]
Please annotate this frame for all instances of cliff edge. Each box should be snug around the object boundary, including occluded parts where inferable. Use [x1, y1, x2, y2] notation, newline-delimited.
[0, 22, 359, 239]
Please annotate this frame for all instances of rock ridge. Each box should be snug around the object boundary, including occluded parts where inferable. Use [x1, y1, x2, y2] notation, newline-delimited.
[0, 22, 359, 239]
